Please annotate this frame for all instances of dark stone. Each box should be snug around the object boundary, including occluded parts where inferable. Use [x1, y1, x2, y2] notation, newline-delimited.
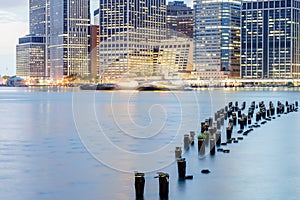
[185, 175, 193, 179]
[201, 169, 211, 174]
[223, 149, 230, 153]
[233, 140, 238, 143]
[237, 130, 243, 134]
[237, 137, 243, 140]
[221, 142, 227, 146]
[217, 148, 223, 152]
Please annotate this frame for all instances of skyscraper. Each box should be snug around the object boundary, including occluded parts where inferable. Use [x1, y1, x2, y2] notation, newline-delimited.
[16, 0, 49, 79]
[166, 1, 193, 38]
[29, 0, 49, 35]
[17, 0, 91, 81]
[49, 0, 90, 80]
[241, 0, 300, 79]
[98, 0, 167, 79]
[89, 25, 100, 77]
[194, 0, 241, 79]
[16, 35, 46, 79]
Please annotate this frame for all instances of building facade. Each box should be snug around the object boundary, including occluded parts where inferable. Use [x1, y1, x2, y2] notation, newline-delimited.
[89, 25, 100, 77]
[29, 0, 49, 35]
[16, 0, 49, 79]
[16, 35, 46, 79]
[194, 0, 241, 79]
[49, 0, 90, 80]
[98, 0, 168, 79]
[166, 1, 193, 38]
[17, 0, 91, 81]
[241, 0, 300, 79]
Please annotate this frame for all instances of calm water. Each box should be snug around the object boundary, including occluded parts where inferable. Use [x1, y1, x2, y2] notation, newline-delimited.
[0, 87, 300, 200]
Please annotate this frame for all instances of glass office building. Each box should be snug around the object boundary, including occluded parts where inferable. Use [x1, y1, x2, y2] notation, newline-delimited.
[99, 0, 168, 79]
[166, 1, 194, 38]
[49, 0, 90, 80]
[194, 0, 241, 79]
[29, 0, 49, 35]
[16, 35, 46, 79]
[16, 0, 49, 79]
[241, 0, 300, 79]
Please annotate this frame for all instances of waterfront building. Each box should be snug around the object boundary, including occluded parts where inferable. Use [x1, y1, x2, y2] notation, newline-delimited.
[241, 0, 300, 79]
[193, 0, 241, 79]
[16, 0, 49, 79]
[89, 25, 100, 77]
[49, 0, 90, 80]
[98, 0, 168, 79]
[166, 1, 194, 38]
[17, 0, 91, 81]
[98, 0, 193, 80]
[16, 35, 46, 79]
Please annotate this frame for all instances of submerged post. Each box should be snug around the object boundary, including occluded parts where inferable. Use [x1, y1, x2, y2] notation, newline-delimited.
[177, 158, 186, 180]
[135, 172, 145, 199]
[175, 147, 182, 158]
[158, 173, 169, 198]
[215, 131, 221, 146]
[184, 134, 189, 150]
[198, 135, 205, 155]
[210, 137, 216, 155]
[226, 127, 232, 140]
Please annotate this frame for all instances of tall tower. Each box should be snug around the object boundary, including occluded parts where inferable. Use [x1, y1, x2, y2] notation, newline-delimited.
[194, 0, 241, 79]
[29, 0, 48, 35]
[99, 0, 167, 79]
[49, 0, 90, 80]
[166, 1, 194, 38]
[241, 0, 300, 79]
[16, 0, 49, 79]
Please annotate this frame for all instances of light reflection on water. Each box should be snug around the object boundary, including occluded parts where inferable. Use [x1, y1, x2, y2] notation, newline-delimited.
[0, 87, 300, 200]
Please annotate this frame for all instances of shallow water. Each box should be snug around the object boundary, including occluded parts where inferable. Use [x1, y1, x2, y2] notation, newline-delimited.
[0, 87, 299, 200]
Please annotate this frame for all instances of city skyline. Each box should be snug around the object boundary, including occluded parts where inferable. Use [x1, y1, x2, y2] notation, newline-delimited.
[0, 0, 193, 76]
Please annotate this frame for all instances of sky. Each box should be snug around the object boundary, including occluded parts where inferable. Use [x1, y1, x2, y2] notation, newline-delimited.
[0, 0, 28, 76]
[0, 0, 192, 76]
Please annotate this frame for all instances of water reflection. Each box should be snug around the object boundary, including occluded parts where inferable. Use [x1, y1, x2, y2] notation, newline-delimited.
[0, 87, 300, 199]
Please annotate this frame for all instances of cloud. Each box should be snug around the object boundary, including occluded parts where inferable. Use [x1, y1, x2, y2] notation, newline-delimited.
[0, 0, 27, 9]
[0, 10, 24, 23]
[0, 21, 28, 75]
[0, 0, 28, 23]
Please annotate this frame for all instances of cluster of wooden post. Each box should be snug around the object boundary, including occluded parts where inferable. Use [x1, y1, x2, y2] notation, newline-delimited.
[134, 100, 299, 199]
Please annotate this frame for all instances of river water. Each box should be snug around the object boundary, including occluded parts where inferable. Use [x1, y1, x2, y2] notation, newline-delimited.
[0, 87, 300, 200]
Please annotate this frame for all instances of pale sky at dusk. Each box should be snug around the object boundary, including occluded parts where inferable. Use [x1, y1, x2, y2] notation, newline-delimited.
[0, 0, 28, 75]
[0, 0, 192, 76]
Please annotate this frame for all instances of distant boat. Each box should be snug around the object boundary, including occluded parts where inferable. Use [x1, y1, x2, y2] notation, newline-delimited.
[137, 82, 192, 91]
[80, 83, 119, 90]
